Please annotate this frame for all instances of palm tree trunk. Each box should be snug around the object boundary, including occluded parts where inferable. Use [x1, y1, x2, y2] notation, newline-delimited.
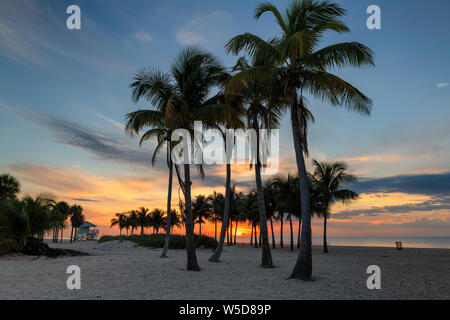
[162, 157, 174, 258]
[250, 225, 253, 246]
[199, 220, 202, 236]
[254, 224, 258, 248]
[297, 216, 302, 248]
[323, 216, 329, 253]
[289, 214, 294, 251]
[270, 216, 276, 249]
[214, 220, 217, 241]
[184, 164, 200, 271]
[289, 93, 313, 280]
[280, 215, 284, 248]
[228, 218, 232, 246]
[234, 221, 238, 245]
[253, 116, 273, 267]
[210, 161, 231, 262]
[60, 228, 64, 243]
[70, 226, 73, 243]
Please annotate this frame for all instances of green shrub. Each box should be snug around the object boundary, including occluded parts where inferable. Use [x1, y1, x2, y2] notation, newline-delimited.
[98, 234, 217, 250]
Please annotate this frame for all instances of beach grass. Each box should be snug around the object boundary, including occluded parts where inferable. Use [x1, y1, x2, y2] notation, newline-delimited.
[98, 234, 218, 250]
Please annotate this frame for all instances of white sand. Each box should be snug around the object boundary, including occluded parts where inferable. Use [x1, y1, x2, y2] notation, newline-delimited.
[1, 241, 449, 300]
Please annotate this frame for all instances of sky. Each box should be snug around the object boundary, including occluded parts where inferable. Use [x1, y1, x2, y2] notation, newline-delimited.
[1, 0, 449, 239]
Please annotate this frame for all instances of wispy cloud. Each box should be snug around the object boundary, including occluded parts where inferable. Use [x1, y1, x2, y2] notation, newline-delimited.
[133, 31, 153, 43]
[437, 83, 449, 88]
[352, 172, 450, 196]
[175, 11, 232, 47]
[0, 0, 131, 73]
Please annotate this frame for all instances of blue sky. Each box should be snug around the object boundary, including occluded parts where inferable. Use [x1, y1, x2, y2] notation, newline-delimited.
[1, 0, 449, 236]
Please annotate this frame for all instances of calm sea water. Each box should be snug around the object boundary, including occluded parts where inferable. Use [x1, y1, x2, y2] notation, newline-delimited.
[237, 236, 450, 249]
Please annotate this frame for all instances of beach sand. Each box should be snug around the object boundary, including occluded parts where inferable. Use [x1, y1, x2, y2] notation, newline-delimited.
[1, 241, 449, 300]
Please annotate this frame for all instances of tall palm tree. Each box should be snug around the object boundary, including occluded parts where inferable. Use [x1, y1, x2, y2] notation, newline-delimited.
[125, 106, 177, 257]
[226, 57, 287, 267]
[0, 173, 20, 201]
[226, 0, 374, 279]
[110, 212, 127, 236]
[311, 160, 358, 253]
[129, 46, 239, 271]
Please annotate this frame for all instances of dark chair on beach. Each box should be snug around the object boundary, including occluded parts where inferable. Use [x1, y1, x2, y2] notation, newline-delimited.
[395, 241, 403, 250]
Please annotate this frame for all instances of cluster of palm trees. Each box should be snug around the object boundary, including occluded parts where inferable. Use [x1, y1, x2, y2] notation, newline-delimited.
[110, 208, 182, 237]
[0, 174, 85, 250]
[125, 0, 373, 280]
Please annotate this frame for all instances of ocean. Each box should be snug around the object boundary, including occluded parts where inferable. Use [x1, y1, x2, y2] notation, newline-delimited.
[236, 236, 450, 249]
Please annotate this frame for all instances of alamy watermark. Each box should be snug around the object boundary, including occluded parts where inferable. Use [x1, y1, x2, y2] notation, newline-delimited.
[366, 265, 381, 289]
[66, 265, 81, 290]
[170, 122, 279, 175]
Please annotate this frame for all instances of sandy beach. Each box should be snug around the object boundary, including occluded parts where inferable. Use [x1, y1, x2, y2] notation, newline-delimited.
[1, 241, 449, 300]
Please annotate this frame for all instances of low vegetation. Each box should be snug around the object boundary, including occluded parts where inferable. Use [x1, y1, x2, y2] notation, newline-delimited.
[98, 234, 218, 250]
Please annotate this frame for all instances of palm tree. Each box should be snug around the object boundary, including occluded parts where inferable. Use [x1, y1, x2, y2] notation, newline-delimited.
[192, 195, 212, 236]
[311, 160, 358, 253]
[263, 181, 277, 249]
[272, 174, 300, 251]
[149, 209, 165, 234]
[110, 212, 127, 236]
[52, 201, 70, 242]
[226, 0, 374, 280]
[0, 173, 20, 201]
[129, 46, 239, 271]
[136, 207, 149, 236]
[125, 106, 177, 257]
[69, 205, 84, 242]
[207, 191, 224, 240]
[226, 57, 287, 267]
[127, 210, 139, 235]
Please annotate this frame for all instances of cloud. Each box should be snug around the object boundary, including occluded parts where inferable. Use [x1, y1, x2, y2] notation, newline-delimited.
[0, 0, 131, 72]
[437, 83, 449, 88]
[175, 11, 232, 47]
[351, 172, 450, 196]
[133, 31, 153, 43]
[334, 196, 450, 219]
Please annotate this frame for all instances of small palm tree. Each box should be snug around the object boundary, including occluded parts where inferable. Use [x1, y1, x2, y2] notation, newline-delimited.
[311, 160, 358, 253]
[149, 209, 165, 234]
[110, 212, 127, 236]
[208, 191, 224, 240]
[69, 205, 84, 242]
[0, 173, 20, 201]
[192, 195, 212, 236]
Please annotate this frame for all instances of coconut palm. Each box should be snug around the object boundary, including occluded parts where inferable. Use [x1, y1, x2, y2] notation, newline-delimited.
[136, 207, 149, 236]
[192, 195, 212, 236]
[311, 160, 358, 253]
[69, 205, 84, 242]
[207, 191, 224, 240]
[52, 201, 70, 242]
[0, 173, 20, 201]
[226, 0, 374, 279]
[149, 209, 165, 234]
[226, 57, 287, 267]
[110, 212, 127, 236]
[263, 180, 278, 249]
[125, 107, 177, 257]
[129, 46, 239, 271]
